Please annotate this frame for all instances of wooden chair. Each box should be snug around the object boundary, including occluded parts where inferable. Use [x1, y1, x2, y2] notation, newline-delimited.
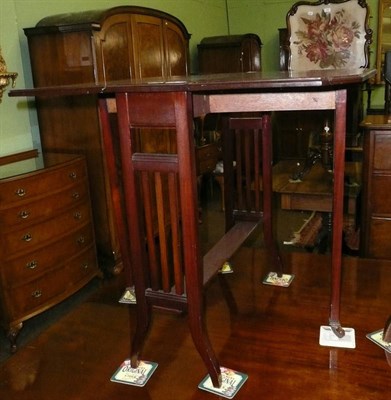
[286, 0, 372, 180]
[287, 0, 372, 72]
[275, 0, 372, 251]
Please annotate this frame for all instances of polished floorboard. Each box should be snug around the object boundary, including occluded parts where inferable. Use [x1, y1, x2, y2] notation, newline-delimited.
[0, 194, 390, 399]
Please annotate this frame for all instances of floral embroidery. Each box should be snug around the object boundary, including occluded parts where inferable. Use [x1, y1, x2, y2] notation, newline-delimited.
[293, 9, 361, 69]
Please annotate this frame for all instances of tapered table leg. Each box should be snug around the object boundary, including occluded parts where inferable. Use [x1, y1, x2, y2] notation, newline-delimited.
[261, 113, 283, 276]
[329, 90, 347, 338]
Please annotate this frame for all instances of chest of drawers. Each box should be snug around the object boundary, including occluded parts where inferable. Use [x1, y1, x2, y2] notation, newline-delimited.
[360, 115, 391, 259]
[0, 151, 99, 351]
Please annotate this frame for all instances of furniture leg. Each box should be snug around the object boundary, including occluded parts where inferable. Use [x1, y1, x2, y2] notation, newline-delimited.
[187, 299, 222, 387]
[7, 323, 23, 353]
[98, 99, 133, 284]
[261, 113, 283, 276]
[176, 92, 222, 387]
[213, 173, 225, 211]
[384, 316, 391, 342]
[329, 90, 346, 337]
[100, 95, 154, 366]
[129, 294, 151, 367]
[384, 315, 391, 366]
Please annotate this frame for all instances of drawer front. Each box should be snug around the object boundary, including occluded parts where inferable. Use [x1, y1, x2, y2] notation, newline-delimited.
[367, 217, 391, 258]
[69, 247, 99, 287]
[0, 158, 87, 207]
[0, 202, 92, 256]
[1, 224, 95, 286]
[371, 175, 391, 214]
[373, 133, 391, 170]
[3, 248, 98, 321]
[0, 180, 89, 230]
[196, 144, 220, 175]
[198, 158, 218, 175]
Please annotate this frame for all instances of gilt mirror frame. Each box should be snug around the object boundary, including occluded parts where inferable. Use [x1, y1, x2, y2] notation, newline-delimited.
[0, 46, 18, 103]
[287, 0, 372, 71]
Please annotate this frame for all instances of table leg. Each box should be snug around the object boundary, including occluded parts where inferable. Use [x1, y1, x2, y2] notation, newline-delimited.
[176, 92, 222, 387]
[384, 316, 391, 343]
[99, 96, 152, 366]
[262, 113, 283, 276]
[329, 90, 347, 338]
[98, 98, 133, 285]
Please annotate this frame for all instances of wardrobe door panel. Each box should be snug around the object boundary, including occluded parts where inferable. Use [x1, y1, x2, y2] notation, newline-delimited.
[131, 14, 165, 79]
[164, 21, 189, 77]
[95, 15, 134, 82]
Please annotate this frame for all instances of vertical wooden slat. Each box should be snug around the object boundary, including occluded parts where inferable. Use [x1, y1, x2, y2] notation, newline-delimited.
[235, 131, 243, 210]
[168, 172, 184, 294]
[141, 171, 159, 290]
[244, 130, 252, 210]
[155, 172, 171, 292]
[253, 128, 261, 212]
[222, 116, 235, 230]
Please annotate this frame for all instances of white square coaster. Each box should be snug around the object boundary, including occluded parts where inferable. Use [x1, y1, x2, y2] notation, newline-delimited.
[262, 272, 294, 287]
[199, 367, 248, 398]
[319, 325, 356, 349]
[366, 329, 391, 353]
[110, 360, 158, 387]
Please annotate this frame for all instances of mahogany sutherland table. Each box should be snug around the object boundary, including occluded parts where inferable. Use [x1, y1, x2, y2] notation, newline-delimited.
[10, 69, 375, 388]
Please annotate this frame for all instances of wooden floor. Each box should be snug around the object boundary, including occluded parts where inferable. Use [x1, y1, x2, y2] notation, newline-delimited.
[0, 245, 390, 399]
[0, 187, 390, 399]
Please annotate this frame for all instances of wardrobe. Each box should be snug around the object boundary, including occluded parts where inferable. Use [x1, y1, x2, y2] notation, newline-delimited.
[24, 6, 191, 273]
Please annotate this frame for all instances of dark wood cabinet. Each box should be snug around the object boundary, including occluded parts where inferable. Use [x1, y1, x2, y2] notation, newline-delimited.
[24, 7, 191, 273]
[197, 34, 262, 74]
[195, 33, 262, 170]
[273, 110, 333, 161]
[360, 115, 391, 259]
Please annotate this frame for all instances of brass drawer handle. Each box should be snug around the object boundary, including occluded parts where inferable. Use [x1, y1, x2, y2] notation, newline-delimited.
[82, 263, 89, 270]
[19, 210, 30, 219]
[26, 260, 38, 270]
[15, 188, 26, 197]
[69, 172, 77, 180]
[22, 233, 32, 242]
[74, 211, 82, 220]
[31, 290, 42, 298]
[77, 236, 85, 245]
[72, 191, 80, 200]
